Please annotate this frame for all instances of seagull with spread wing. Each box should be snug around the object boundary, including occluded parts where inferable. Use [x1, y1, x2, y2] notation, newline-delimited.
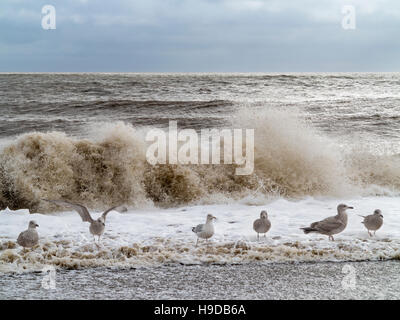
[43, 199, 127, 243]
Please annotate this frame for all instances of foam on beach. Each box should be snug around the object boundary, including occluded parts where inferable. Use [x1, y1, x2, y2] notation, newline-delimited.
[1, 197, 400, 273]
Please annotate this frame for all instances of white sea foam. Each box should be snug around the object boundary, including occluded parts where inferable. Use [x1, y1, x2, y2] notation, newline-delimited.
[1, 196, 400, 273]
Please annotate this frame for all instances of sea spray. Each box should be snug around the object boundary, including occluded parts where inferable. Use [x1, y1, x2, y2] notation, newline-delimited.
[234, 107, 352, 196]
[1, 109, 400, 212]
[0, 123, 151, 211]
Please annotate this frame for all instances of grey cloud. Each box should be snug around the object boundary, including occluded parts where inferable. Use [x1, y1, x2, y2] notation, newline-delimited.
[0, 0, 399, 71]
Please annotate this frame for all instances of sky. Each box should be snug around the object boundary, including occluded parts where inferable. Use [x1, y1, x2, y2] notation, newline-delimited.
[1, 0, 400, 72]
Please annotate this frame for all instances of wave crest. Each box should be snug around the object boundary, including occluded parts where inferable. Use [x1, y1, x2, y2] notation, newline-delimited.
[1, 109, 400, 211]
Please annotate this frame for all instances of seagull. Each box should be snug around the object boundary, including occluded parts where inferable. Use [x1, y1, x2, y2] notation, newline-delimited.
[359, 209, 383, 237]
[253, 210, 271, 240]
[17, 220, 39, 249]
[43, 199, 127, 243]
[192, 214, 216, 246]
[300, 204, 353, 241]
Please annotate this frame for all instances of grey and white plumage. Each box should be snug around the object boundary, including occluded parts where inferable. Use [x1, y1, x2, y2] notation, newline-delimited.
[17, 220, 39, 249]
[300, 204, 353, 241]
[359, 209, 383, 237]
[253, 210, 271, 240]
[43, 199, 127, 243]
[192, 214, 216, 246]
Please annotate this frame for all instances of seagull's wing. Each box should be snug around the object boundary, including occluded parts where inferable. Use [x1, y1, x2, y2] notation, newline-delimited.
[313, 216, 344, 233]
[101, 205, 128, 221]
[253, 219, 263, 231]
[193, 223, 205, 233]
[43, 199, 93, 223]
[363, 215, 375, 225]
[17, 230, 27, 243]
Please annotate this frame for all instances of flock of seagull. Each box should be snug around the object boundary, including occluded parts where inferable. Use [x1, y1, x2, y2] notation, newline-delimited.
[16, 201, 384, 249]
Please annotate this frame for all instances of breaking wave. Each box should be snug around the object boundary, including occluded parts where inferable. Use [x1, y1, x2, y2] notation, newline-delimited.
[1, 108, 400, 212]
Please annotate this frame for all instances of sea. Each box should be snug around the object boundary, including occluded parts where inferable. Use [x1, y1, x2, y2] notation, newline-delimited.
[1, 73, 400, 299]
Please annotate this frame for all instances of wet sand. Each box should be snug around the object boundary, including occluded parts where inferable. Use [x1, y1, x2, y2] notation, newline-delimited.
[1, 261, 400, 300]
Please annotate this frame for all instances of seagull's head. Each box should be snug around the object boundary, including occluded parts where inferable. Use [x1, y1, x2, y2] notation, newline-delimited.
[374, 209, 383, 218]
[97, 217, 106, 226]
[260, 210, 268, 219]
[29, 220, 39, 228]
[338, 204, 354, 212]
[206, 214, 217, 222]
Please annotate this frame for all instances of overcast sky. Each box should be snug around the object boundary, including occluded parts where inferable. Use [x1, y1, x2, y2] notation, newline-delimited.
[1, 0, 400, 72]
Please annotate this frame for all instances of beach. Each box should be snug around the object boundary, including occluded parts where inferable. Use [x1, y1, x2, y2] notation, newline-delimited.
[2, 261, 400, 300]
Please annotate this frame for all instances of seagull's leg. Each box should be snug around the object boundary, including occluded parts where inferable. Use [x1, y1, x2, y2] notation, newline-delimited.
[196, 238, 199, 247]
[264, 233, 266, 238]
[368, 230, 372, 237]
[374, 231, 376, 236]
[94, 235, 101, 248]
[257, 233, 259, 241]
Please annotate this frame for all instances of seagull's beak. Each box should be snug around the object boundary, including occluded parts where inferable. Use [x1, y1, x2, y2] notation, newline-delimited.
[212, 216, 217, 220]
[36, 224, 39, 227]
[347, 206, 354, 209]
